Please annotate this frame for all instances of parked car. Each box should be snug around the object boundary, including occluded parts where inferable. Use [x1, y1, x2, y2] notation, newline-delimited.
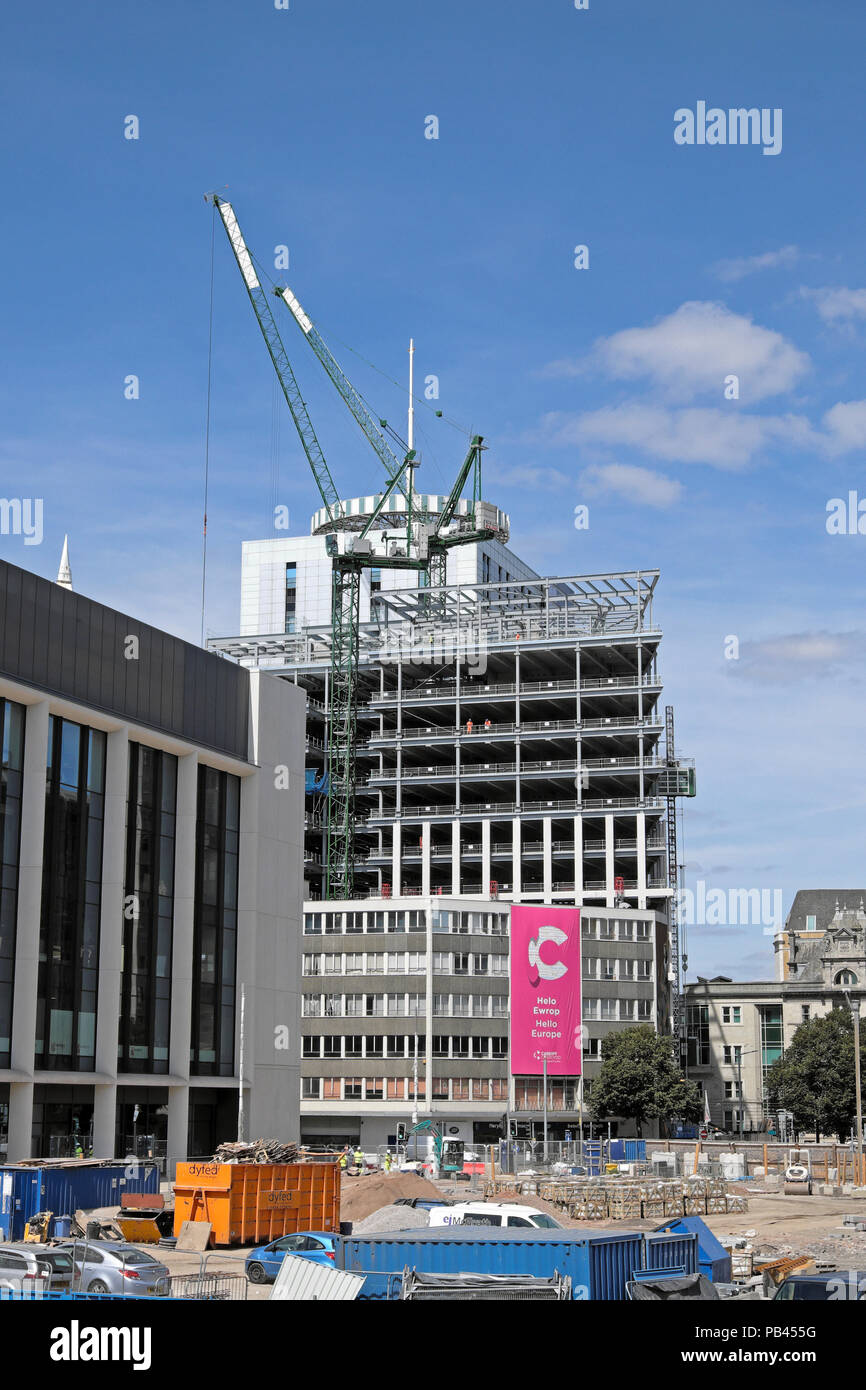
[55, 1240, 170, 1297]
[774, 1272, 866, 1301]
[428, 1202, 563, 1230]
[0, 1243, 75, 1293]
[245, 1231, 340, 1284]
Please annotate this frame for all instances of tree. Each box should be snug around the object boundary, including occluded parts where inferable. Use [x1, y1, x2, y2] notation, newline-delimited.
[588, 1025, 703, 1137]
[765, 1008, 865, 1141]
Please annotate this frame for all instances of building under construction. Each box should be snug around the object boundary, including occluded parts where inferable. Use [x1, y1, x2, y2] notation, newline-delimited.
[206, 197, 693, 1146]
[214, 516, 675, 914]
[210, 508, 686, 1146]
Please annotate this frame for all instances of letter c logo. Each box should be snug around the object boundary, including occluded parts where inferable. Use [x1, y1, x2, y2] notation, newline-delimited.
[528, 925, 569, 986]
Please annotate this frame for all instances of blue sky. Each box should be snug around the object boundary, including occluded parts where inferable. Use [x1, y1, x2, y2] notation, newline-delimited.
[2, 0, 865, 979]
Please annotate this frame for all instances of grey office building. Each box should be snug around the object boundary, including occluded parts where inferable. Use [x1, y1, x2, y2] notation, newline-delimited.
[0, 558, 305, 1171]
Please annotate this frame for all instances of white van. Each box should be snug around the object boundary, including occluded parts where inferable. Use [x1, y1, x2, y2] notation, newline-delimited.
[427, 1202, 563, 1230]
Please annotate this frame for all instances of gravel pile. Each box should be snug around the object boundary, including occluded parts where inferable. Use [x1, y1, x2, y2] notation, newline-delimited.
[352, 1204, 433, 1233]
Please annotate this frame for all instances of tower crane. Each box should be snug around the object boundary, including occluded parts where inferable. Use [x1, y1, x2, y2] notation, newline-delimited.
[209, 196, 506, 898]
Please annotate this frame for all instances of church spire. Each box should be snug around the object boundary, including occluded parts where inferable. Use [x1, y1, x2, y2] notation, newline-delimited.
[56, 535, 72, 590]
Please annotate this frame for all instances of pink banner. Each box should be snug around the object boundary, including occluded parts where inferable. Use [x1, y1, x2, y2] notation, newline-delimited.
[510, 905, 582, 1076]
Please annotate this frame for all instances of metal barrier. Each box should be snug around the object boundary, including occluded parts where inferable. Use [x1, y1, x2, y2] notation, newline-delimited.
[168, 1271, 248, 1301]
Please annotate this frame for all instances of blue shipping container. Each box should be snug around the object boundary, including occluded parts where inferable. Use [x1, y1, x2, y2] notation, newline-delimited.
[643, 1231, 698, 1276]
[339, 1227, 646, 1301]
[0, 1163, 160, 1242]
[653, 1217, 732, 1283]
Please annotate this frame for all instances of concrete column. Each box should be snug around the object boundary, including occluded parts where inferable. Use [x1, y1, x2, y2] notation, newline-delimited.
[167, 1086, 190, 1177]
[169, 752, 198, 1086]
[10, 699, 49, 1075]
[481, 819, 491, 896]
[391, 823, 400, 896]
[512, 817, 521, 900]
[542, 818, 552, 902]
[425, 903, 433, 1112]
[92, 1083, 117, 1158]
[573, 816, 583, 899]
[604, 814, 615, 908]
[637, 811, 647, 910]
[421, 821, 431, 896]
[7, 1081, 34, 1162]
[451, 821, 460, 896]
[96, 726, 129, 1079]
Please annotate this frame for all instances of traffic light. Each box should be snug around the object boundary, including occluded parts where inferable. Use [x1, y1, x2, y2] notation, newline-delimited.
[396, 1123, 408, 1146]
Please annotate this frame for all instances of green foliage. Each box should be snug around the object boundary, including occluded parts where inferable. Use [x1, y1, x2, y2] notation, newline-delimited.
[765, 1008, 864, 1140]
[588, 1025, 703, 1136]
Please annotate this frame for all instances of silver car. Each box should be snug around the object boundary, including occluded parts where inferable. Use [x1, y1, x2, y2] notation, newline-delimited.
[57, 1240, 170, 1297]
[0, 1243, 75, 1293]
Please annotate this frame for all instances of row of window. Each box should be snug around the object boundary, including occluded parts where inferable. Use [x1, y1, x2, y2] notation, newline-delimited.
[302, 1076, 510, 1102]
[301, 992, 509, 1018]
[583, 957, 653, 981]
[582, 919, 652, 941]
[302, 1035, 509, 1060]
[582, 998, 654, 1021]
[302, 951, 509, 978]
[303, 909, 509, 936]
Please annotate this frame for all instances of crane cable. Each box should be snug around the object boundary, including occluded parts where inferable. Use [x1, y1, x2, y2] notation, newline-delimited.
[248, 247, 477, 444]
[200, 202, 216, 647]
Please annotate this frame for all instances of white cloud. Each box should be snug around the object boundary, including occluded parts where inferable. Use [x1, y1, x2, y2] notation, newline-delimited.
[822, 400, 866, 454]
[712, 245, 801, 282]
[538, 397, 866, 470]
[542, 404, 818, 469]
[800, 286, 866, 322]
[579, 462, 682, 509]
[587, 301, 809, 403]
[731, 631, 865, 684]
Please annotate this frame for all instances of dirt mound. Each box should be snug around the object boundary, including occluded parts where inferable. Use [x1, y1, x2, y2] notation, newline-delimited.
[353, 1203, 433, 1233]
[341, 1171, 444, 1223]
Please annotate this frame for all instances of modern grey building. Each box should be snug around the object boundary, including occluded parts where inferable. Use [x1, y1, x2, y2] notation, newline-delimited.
[0, 558, 306, 1171]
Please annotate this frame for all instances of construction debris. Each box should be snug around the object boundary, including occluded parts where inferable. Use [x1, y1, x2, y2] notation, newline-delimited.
[212, 1138, 299, 1165]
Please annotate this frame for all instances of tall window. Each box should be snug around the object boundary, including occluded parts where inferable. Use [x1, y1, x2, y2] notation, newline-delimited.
[759, 1004, 784, 1074]
[686, 1004, 710, 1067]
[0, 700, 24, 1068]
[285, 562, 297, 634]
[118, 744, 177, 1073]
[37, 717, 106, 1071]
[191, 766, 240, 1076]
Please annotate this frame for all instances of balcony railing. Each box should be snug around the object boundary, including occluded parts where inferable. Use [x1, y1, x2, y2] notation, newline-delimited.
[367, 675, 660, 705]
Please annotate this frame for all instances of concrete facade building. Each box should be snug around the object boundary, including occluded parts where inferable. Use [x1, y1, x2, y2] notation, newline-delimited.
[299, 897, 669, 1149]
[0, 559, 306, 1172]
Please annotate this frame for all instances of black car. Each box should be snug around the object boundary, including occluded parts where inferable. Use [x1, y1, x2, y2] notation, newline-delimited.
[392, 1197, 453, 1211]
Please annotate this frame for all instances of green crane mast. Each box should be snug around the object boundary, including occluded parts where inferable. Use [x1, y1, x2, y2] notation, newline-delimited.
[211, 197, 425, 898]
[211, 196, 507, 899]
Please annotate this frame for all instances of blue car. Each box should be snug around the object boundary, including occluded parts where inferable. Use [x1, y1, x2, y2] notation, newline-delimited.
[245, 1232, 339, 1284]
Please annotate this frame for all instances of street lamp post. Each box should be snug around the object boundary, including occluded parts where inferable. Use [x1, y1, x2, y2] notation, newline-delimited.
[845, 993, 863, 1176]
